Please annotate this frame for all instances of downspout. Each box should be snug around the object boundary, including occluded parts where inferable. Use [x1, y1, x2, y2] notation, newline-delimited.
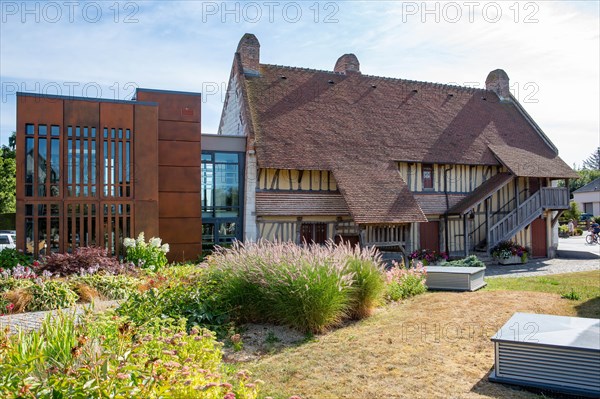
[443, 165, 453, 255]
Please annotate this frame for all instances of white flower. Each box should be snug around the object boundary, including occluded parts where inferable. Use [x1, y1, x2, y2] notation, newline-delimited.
[123, 238, 135, 248]
[136, 232, 145, 244]
[149, 237, 162, 248]
[161, 243, 170, 253]
[148, 265, 155, 271]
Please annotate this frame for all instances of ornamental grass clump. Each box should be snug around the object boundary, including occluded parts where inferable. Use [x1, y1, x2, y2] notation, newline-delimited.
[208, 240, 385, 333]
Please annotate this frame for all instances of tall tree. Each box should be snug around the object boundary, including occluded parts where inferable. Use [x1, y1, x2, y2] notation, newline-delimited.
[0, 132, 17, 213]
[582, 146, 600, 170]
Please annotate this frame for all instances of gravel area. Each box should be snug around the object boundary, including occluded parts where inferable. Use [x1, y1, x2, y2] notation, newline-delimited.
[485, 257, 599, 278]
[0, 300, 120, 334]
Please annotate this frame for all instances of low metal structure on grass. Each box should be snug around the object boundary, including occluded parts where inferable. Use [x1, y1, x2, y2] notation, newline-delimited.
[489, 312, 600, 397]
[424, 266, 486, 291]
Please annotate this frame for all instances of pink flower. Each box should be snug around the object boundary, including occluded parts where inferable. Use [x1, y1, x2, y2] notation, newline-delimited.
[6, 303, 14, 312]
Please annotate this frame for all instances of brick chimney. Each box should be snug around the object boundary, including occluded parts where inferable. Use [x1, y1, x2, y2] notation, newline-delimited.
[334, 54, 360, 74]
[485, 69, 510, 100]
[237, 33, 260, 75]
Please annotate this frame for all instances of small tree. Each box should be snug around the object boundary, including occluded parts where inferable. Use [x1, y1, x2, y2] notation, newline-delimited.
[562, 201, 581, 223]
[582, 147, 600, 170]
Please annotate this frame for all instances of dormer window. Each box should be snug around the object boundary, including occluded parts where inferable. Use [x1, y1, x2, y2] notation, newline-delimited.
[422, 164, 434, 189]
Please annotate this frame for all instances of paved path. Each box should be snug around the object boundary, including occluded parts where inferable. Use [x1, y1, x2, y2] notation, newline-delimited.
[485, 236, 599, 278]
[0, 300, 120, 334]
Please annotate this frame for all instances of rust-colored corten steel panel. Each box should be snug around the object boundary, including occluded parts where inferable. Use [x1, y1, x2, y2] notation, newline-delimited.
[158, 141, 201, 167]
[168, 244, 203, 263]
[158, 193, 201, 218]
[158, 167, 201, 193]
[134, 200, 160, 239]
[134, 89, 202, 262]
[133, 104, 159, 201]
[136, 90, 201, 123]
[159, 218, 202, 243]
[157, 120, 201, 141]
[64, 100, 100, 127]
[100, 102, 134, 130]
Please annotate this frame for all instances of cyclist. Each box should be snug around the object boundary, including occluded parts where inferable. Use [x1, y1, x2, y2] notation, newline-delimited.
[590, 222, 600, 242]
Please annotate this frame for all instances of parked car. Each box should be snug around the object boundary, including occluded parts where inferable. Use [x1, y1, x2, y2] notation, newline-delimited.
[0, 232, 17, 251]
[580, 213, 594, 221]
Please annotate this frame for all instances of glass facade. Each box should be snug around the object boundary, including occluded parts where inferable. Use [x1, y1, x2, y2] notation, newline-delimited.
[22, 122, 133, 257]
[201, 151, 244, 251]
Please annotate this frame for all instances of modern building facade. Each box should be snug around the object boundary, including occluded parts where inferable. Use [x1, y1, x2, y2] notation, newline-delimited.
[15, 89, 203, 261]
[573, 177, 600, 217]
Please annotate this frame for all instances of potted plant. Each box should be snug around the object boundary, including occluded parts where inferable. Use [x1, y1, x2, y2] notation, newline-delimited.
[490, 240, 529, 265]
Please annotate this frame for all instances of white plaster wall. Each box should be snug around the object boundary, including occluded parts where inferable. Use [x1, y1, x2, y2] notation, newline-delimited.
[573, 191, 600, 215]
[218, 74, 246, 136]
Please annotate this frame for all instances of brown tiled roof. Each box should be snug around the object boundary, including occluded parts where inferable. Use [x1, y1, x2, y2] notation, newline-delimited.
[255, 192, 349, 216]
[489, 145, 579, 179]
[333, 163, 426, 223]
[447, 172, 514, 215]
[414, 193, 468, 216]
[241, 62, 574, 223]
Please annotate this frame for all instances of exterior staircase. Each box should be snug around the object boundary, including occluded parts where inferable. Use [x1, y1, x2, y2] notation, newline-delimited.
[488, 187, 569, 251]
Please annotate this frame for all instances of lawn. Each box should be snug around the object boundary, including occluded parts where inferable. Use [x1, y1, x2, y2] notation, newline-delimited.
[246, 271, 600, 399]
[485, 270, 600, 318]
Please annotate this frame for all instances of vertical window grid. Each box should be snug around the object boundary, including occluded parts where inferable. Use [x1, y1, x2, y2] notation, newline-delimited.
[102, 127, 132, 198]
[67, 125, 97, 198]
[24, 202, 60, 257]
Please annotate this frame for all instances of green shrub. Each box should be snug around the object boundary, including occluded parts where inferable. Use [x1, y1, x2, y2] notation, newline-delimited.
[71, 274, 140, 300]
[26, 280, 78, 311]
[385, 262, 427, 302]
[123, 232, 169, 271]
[0, 277, 34, 293]
[0, 248, 31, 269]
[117, 277, 231, 336]
[440, 255, 486, 268]
[210, 241, 383, 333]
[561, 288, 581, 300]
[0, 312, 263, 399]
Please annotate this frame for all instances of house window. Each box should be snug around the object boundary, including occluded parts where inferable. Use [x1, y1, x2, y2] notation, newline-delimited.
[422, 164, 434, 189]
[301, 222, 328, 245]
[584, 203, 593, 214]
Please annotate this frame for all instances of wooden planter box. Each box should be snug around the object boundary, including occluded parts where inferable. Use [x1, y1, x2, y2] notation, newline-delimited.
[497, 255, 526, 265]
[424, 266, 486, 291]
[489, 313, 600, 397]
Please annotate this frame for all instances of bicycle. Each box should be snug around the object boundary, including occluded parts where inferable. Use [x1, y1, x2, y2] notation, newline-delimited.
[585, 233, 599, 245]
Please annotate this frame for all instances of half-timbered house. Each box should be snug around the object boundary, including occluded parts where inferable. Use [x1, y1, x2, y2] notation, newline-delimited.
[216, 33, 578, 258]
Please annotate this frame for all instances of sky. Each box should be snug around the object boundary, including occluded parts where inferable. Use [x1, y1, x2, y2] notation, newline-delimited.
[1, 0, 598, 167]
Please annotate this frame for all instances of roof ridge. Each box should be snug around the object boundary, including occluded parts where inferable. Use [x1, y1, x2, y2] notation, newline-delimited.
[260, 63, 485, 93]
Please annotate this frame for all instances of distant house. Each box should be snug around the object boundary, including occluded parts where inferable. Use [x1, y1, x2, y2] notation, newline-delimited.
[218, 33, 578, 258]
[573, 177, 600, 216]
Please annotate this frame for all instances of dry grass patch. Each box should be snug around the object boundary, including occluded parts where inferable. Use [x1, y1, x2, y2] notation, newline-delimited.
[248, 290, 577, 399]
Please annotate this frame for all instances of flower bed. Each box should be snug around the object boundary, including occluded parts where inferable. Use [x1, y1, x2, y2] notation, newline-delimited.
[408, 249, 448, 265]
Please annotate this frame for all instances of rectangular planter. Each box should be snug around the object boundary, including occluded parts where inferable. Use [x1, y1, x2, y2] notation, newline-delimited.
[498, 255, 526, 265]
[489, 313, 600, 397]
[424, 266, 486, 291]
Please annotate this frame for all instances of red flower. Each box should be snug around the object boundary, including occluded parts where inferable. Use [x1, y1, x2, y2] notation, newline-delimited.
[6, 303, 14, 312]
